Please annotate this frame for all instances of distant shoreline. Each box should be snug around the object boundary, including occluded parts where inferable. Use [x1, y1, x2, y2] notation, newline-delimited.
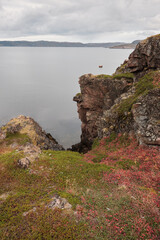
[0, 40, 140, 48]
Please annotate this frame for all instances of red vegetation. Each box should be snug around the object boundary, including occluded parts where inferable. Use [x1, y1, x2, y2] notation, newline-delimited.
[82, 134, 160, 239]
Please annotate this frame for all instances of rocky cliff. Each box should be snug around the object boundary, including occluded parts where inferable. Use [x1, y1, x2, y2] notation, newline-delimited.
[73, 34, 160, 153]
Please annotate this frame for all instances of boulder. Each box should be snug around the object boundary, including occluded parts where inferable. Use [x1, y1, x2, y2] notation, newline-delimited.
[17, 157, 30, 169]
[47, 194, 72, 210]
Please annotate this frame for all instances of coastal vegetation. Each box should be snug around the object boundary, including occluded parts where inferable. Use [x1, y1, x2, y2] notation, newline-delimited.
[0, 133, 159, 239]
[112, 72, 134, 80]
[95, 72, 134, 80]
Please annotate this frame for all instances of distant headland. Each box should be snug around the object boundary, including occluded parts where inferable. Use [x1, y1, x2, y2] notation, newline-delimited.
[0, 40, 140, 48]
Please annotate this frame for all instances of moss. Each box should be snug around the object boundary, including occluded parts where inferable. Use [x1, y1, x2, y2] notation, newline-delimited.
[117, 71, 155, 116]
[112, 72, 134, 80]
[96, 74, 112, 79]
[75, 93, 82, 97]
[5, 132, 31, 145]
[58, 191, 81, 209]
[117, 63, 127, 73]
[92, 73, 134, 81]
[95, 72, 134, 82]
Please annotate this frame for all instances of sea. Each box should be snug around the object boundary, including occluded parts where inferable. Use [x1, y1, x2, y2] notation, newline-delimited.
[0, 47, 132, 148]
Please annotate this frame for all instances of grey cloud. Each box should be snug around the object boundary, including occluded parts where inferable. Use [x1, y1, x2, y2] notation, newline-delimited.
[0, 0, 160, 41]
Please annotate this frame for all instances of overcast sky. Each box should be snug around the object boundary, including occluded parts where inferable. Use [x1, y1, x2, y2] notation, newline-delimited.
[0, 0, 160, 42]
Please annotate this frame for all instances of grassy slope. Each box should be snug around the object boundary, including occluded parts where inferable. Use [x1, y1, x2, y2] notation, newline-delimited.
[0, 134, 159, 240]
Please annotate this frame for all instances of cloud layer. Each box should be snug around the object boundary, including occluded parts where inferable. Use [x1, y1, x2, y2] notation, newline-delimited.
[0, 0, 160, 42]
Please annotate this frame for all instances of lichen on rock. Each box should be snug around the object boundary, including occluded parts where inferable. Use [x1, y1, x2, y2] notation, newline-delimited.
[132, 88, 160, 145]
[0, 115, 64, 151]
[0, 115, 64, 169]
[47, 194, 72, 210]
[127, 34, 160, 72]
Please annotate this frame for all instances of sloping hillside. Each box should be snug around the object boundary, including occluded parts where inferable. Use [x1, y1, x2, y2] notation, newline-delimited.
[0, 127, 159, 239]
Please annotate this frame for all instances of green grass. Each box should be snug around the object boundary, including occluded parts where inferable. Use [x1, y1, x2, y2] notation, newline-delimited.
[96, 73, 134, 81]
[112, 72, 134, 80]
[0, 150, 112, 239]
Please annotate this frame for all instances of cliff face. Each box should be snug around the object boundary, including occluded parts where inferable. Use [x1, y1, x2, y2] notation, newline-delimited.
[73, 34, 160, 153]
[132, 88, 160, 145]
[73, 74, 133, 152]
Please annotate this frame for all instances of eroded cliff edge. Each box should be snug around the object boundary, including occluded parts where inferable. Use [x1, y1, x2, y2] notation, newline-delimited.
[73, 34, 160, 153]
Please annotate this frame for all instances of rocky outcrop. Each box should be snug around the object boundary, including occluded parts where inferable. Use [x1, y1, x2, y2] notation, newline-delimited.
[132, 88, 160, 145]
[73, 74, 134, 152]
[127, 35, 160, 72]
[47, 194, 72, 210]
[17, 157, 31, 169]
[17, 144, 41, 169]
[22, 194, 72, 217]
[97, 86, 136, 139]
[0, 115, 64, 168]
[0, 115, 64, 151]
[73, 34, 160, 152]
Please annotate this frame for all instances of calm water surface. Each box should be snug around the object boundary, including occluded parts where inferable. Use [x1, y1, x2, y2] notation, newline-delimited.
[0, 47, 132, 148]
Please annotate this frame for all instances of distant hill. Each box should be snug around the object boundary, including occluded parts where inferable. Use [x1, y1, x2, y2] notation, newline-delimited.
[0, 40, 127, 48]
[85, 42, 126, 48]
[110, 40, 141, 49]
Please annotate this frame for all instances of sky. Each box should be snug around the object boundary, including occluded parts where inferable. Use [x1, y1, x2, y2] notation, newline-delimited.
[0, 0, 160, 43]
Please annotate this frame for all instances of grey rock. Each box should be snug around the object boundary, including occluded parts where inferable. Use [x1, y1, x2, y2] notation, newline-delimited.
[23, 207, 37, 217]
[17, 157, 30, 169]
[132, 88, 160, 145]
[47, 194, 72, 210]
